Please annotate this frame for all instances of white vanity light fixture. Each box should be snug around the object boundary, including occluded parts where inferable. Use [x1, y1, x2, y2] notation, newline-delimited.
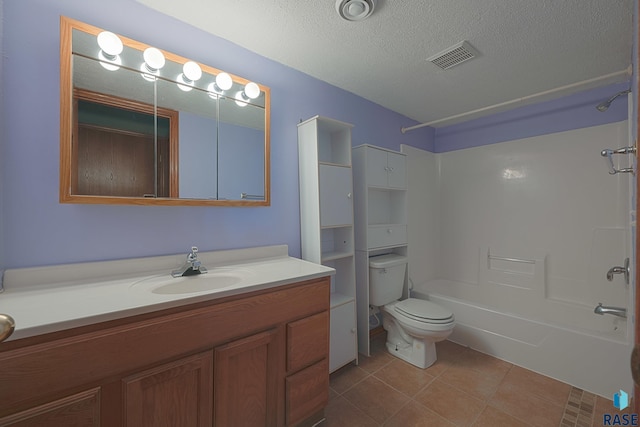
[97, 31, 123, 71]
[140, 47, 166, 82]
[235, 82, 261, 107]
[177, 61, 203, 92]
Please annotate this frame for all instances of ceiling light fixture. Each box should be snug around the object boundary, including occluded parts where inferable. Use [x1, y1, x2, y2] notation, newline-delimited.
[335, 0, 376, 21]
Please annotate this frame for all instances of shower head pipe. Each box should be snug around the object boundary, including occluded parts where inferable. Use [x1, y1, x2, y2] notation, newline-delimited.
[596, 89, 631, 112]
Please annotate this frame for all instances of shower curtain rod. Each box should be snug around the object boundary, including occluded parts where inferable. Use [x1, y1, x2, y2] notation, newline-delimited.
[400, 67, 632, 134]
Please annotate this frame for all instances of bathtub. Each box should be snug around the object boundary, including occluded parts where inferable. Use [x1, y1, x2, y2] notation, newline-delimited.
[412, 280, 633, 399]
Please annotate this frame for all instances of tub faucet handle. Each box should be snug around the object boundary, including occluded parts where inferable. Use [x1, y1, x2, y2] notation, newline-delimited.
[606, 258, 630, 284]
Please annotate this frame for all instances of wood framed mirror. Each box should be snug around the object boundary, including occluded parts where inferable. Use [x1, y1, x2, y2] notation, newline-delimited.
[60, 16, 270, 206]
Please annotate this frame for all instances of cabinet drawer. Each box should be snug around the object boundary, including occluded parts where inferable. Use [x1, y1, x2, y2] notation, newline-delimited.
[287, 311, 329, 373]
[286, 358, 329, 427]
[367, 224, 407, 249]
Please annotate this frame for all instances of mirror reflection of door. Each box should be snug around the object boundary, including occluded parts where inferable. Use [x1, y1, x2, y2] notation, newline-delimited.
[73, 89, 178, 198]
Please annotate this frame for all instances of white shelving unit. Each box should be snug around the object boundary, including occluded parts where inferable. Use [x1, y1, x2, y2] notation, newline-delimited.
[298, 115, 358, 372]
[352, 144, 408, 357]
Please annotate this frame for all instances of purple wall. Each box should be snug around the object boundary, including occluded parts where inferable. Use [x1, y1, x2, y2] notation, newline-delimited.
[0, 0, 433, 269]
[434, 82, 629, 152]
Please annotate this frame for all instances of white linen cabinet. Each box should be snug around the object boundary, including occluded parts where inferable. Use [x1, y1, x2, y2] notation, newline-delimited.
[298, 116, 358, 372]
[352, 144, 408, 356]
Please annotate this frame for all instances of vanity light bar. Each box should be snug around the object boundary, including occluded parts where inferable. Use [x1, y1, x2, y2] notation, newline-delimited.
[94, 33, 262, 100]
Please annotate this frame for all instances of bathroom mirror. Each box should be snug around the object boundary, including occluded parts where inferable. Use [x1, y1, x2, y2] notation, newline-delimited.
[60, 17, 270, 206]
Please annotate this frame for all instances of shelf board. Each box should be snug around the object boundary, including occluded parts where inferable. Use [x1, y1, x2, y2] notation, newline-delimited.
[319, 161, 351, 168]
[322, 250, 354, 262]
[321, 224, 353, 230]
[331, 293, 355, 309]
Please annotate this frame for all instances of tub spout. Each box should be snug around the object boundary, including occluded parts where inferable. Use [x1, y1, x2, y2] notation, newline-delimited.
[594, 303, 627, 319]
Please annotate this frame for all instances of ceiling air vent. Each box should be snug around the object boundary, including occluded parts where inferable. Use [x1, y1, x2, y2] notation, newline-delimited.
[427, 41, 479, 70]
[336, 0, 377, 21]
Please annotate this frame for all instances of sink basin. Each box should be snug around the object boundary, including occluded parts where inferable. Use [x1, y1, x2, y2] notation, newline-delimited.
[131, 269, 253, 295]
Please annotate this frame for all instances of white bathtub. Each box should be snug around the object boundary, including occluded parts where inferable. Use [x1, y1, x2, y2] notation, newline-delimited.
[412, 281, 633, 399]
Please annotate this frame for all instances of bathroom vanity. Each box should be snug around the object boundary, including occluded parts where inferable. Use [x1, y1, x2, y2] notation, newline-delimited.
[0, 246, 332, 427]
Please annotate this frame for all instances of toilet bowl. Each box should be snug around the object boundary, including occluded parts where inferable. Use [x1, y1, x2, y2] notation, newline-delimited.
[381, 298, 455, 368]
[369, 254, 455, 368]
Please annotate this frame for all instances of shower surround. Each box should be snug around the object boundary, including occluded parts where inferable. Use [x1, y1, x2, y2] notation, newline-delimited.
[404, 120, 634, 398]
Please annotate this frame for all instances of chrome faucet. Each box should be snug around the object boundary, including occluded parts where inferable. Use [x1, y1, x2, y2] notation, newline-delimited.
[594, 303, 627, 319]
[171, 246, 208, 277]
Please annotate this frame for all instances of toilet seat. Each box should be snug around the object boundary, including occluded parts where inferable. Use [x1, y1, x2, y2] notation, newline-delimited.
[394, 298, 454, 325]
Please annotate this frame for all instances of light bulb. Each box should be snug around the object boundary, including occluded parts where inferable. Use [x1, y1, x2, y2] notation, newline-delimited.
[207, 82, 220, 99]
[98, 51, 121, 71]
[215, 72, 233, 91]
[143, 47, 165, 71]
[97, 31, 123, 71]
[244, 82, 260, 99]
[97, 31, 123, 56]
[182, 61, 202, 82]
[176, 74, 193, 92]
[235, 90, 248, 107]
[140, 47, 165, 81]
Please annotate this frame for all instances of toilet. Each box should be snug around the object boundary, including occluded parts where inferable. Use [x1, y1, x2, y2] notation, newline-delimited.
[369, 254, 455, 368]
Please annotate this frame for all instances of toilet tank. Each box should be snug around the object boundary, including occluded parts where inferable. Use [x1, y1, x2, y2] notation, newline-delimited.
[369, 254, 407, 306]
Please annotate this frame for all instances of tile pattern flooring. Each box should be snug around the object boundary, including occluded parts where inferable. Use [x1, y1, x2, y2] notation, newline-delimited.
[325, 335, 624, 426]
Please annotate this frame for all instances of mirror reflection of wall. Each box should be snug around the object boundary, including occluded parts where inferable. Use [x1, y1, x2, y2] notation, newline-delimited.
[61, 17, 270, 206]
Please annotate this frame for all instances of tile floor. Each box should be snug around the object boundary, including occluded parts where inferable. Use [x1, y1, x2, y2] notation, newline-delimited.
[325, 335, 627, 427]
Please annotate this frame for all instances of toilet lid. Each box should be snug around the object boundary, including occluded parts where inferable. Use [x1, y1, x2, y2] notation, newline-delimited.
[395, 299, 454, 324]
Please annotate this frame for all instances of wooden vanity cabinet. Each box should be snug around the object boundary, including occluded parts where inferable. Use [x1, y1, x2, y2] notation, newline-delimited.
[0, 277, 330, 427]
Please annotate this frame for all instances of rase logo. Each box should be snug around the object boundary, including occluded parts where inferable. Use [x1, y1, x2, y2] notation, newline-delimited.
[603, 390, 638, 426]
[615, 390, 630, 411]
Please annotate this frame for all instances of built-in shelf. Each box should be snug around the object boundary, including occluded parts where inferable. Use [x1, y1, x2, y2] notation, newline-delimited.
[299, 115, 358, 373]
[352, 144, 408, 357]
[321, 251, 354, 262]
[331, 292, 355, 309]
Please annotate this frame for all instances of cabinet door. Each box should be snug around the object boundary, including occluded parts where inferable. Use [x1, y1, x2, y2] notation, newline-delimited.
[122, 351, 213, 427]
[364, 147, 389, 188]
[329, 300, 357, 372]
[386, 152, 406, 189]
[214, 329, 279, 427]
[0, 388, 100, 427]
[319, 164, 353, 227]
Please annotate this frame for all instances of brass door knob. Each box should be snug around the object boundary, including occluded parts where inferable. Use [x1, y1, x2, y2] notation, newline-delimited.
[0, 314, 15, 343]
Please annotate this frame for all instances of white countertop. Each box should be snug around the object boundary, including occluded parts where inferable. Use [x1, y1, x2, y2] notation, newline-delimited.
[0, 245, 334, 341]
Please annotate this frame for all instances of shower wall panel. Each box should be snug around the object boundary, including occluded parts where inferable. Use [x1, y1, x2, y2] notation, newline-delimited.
[433, 121, 632, 339]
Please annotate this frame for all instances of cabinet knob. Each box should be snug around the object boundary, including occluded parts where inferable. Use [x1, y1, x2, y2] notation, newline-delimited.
[387, 228, 392, 233]
[384, 166, 389, 171]
[347, 192, 352, 199]
[351, 328, 357, 333]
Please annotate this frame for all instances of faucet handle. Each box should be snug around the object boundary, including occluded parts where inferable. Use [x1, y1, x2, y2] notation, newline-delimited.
[191, 246, 199, 255]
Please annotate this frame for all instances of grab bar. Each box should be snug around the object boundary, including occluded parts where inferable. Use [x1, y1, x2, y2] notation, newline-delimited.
[488, 254, 535, 265]
[601, 146, 636, 175]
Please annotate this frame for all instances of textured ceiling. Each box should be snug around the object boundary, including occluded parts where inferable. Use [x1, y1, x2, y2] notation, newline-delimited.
[135, 0, 633, 128]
